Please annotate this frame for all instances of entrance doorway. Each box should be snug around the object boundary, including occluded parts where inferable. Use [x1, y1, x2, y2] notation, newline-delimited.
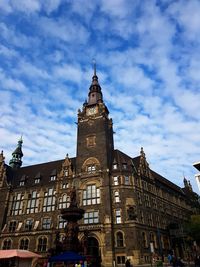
[87, 236, 101, 267]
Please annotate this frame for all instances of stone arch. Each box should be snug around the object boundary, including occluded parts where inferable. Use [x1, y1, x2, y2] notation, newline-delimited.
[82, 157, 101, 173]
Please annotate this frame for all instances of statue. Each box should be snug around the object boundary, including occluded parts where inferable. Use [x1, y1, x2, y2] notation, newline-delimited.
[127, 206, 137, 220]
[69, 186, 77, 207]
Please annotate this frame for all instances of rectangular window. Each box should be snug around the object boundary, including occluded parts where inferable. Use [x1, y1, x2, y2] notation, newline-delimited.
[62, 182, 69, 189]
[152, 198, 157, 209]
[139, 210, 144, 223]
[27, 191, 39, 214]
[58, 216, 67, 229]
[9, 221, 17, 232]
[116, 209, 121, 224]
[84, 211, 99, 224]
[113, 176, 119, 186]
[116, 256, 125, 264]
[59, 194, 70, 209]
[43, 188, 56, 212]
[137, 192, 142, 205]
[42, 218, 51, 229]
[144, 194, 150, 207]
[10, 193, 24, 215]
[113, 163, 117, 170]
[83, 185, 100, 206]
[25, 219, 33, 231]
[124, 176, 130, 185]
[64, 170, 68, 177]
[114, 191, 120, 203]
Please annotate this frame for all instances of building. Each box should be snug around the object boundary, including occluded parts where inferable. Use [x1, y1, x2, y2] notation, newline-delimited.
[0, 69, 198, 267]
[193, 162, 200, 192]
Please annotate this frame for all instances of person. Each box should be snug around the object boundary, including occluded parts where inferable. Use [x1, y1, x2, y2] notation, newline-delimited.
[125, 258, 131, 267]
[176, 258, 184, 267]
[195, 256, 200, 267]
[168, 254, 172, 265]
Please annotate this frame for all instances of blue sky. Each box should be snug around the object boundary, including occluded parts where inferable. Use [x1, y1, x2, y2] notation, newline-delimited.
[0, 0, 200, 193]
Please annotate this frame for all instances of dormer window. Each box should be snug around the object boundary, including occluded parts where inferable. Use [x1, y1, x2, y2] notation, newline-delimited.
[34, 172, 41, 184]
[50, 175, 56, 181]
[50, 169, 57, 181]
[113, 163, 117, 170]
[64, 170, 69, 177]
[19, 181, 25, 186]
[122, 163, 127, 169]
[19, 174, 26, 186]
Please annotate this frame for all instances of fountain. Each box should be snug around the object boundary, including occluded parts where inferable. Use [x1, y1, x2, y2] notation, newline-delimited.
[61, 186, 85, 252]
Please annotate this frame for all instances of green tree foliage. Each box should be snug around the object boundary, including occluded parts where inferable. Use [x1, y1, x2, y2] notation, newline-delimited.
[185, 215, 200, 244]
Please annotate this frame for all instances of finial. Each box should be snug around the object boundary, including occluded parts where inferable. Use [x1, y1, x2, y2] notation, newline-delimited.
[92, 58, 96, 76]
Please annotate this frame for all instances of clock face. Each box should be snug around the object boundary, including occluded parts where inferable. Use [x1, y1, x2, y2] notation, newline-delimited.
[87, 106, 96, 115]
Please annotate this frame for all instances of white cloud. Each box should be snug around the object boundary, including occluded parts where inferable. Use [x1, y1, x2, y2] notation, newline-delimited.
[0, 69, 27, 92]
[39, 17, 90, 44]
[10, 0, 41, 13]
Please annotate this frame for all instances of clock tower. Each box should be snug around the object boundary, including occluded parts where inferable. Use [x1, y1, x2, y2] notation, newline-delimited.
[76, 67, 114, 175]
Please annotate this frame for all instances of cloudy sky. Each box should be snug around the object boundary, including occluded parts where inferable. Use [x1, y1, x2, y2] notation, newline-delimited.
[0, 0, 200, 193]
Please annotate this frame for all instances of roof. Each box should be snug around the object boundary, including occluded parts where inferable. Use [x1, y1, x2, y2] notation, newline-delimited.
[193, 161, 200, 171]
[115, 149, 185, 195]
[6, 148, 185, 195]
[9, 157, 76, 187]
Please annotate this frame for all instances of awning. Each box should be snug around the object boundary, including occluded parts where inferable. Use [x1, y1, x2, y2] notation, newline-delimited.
[49, 251, 85, 262]
[0, 249, 41, 259]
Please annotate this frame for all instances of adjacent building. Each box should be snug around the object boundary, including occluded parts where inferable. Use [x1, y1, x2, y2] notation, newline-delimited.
[0, 70, 198, 267]
[193, 162, 200, 192]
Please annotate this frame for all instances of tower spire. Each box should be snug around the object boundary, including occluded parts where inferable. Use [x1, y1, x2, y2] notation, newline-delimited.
[9, 137, 23, 169]
[88, 60, 103, 105]
[93, 58, 96, 77]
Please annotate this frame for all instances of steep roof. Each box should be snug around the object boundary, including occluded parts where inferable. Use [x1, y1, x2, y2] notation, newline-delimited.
[8, 157, 76, 188]
[114, 149, 185, 195]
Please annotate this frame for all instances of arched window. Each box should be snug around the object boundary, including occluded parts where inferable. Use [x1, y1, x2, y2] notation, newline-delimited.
[59, 194, 70, 209]
[2, 239, 12, 249]
[116, 232, 124, 247]
[19, 238, 29, 250]
[82, 157, 100, 173]
[142, 232, 147, 247]
[37, 236, 47, 252]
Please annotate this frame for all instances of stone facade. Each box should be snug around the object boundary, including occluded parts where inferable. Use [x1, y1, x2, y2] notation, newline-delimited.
[0, 72, 198, 267]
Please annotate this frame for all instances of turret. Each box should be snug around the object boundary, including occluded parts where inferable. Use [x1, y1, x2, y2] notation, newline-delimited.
[9, 137, 23, 169]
